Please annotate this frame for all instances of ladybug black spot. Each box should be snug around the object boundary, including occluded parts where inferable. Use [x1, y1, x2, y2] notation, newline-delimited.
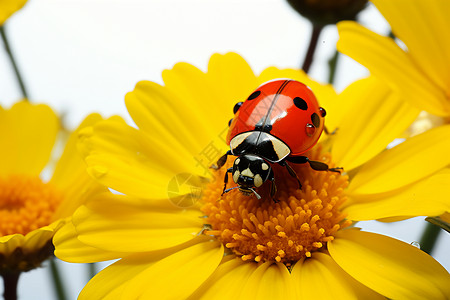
[233, 102, 243, 114]
[311, 113, 320, 128]
[294, 97, 308, 110]
[247, 91, 261, 100]
[228, 118, 233, 127]
[319, 107, 326, 117]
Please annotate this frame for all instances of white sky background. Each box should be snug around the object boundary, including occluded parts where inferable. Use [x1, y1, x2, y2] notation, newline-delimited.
[0, 0, 449, 299]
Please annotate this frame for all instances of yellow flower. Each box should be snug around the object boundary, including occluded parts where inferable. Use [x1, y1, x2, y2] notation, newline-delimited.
[337, 0, 450, 118]
[0, 101, 105, 273]
[54, 53, 450, 299]
[0, 0, 28, 26]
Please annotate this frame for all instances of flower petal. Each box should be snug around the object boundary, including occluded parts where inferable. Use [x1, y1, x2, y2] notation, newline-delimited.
[345, 169, 450, 221]
[79, 239, 223, 300]
[22, 223, 59, 254]
[332, 77, 420, 170]
[51, 113, 107, 220]
[348, 124, 450, 194]
[73, 193, 203, 252]
[80, 117, 201, 198]
[53, 221, 124, 263]
[0, 0, 27, 25]
[329, 229, 450, 299]
[188, 257, 257, 299]
[0, 234, 24, 256]
[0, 102, 59, 176]
[125, 81, 222, 161]
[292, 252, 384, 299]
[240, 262, 295, 299]
[337, 21, 450, 116]
[372, 0, 450, 93]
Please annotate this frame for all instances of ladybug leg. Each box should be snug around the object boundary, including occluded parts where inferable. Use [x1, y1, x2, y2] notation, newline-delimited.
[221, 168, 233, 195]
[213, 150, 232, 170]
[279, 161, 302, 190]
[288, 156, 342, 173]
[268, 171, 279, 203]
[324, 126, 338, 135]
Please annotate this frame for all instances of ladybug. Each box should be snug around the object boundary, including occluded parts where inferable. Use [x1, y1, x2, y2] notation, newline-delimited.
[216, 79, 341, 200]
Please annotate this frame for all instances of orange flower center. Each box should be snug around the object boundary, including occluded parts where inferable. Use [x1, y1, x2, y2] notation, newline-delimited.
[0, 175, 62, 236]
[201, 147, 351, 265]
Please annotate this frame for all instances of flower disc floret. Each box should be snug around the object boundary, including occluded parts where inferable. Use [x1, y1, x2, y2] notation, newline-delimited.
[0, 175, 62, 236]
[202, 148, 350, 265]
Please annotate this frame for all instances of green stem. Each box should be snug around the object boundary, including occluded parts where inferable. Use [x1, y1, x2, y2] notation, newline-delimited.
[302, 25, 323, 73]
[2, 272, 20, 300]
[49, 258, 67, 300]
[88, 263, 96, 279]
[327, 50, 340, 84]
[419, 222, 441, 255]
[0, 25, 29, 100]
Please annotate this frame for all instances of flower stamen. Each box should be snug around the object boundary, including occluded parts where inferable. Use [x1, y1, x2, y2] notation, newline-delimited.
[201, 147, 350, 264]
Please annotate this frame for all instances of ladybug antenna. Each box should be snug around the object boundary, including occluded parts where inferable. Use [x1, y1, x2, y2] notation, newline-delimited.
[249, 188, 262, 200]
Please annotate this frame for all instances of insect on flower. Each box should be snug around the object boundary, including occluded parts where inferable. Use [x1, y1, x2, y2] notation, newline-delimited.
[216, 79, 342, 199]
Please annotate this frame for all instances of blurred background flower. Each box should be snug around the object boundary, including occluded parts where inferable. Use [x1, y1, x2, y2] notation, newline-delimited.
[0, 101, 105, 299]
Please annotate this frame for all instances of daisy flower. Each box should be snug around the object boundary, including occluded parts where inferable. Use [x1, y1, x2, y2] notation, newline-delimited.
[336, 0, 450, 118]
[0, 101, 105, 276]
[54, 53, 450, 299]
[0, 0, 27, 26]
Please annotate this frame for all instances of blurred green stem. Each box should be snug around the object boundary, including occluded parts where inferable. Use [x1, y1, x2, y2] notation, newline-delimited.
[328, 50, 339, 84]
[0, 25, 29, 100]
[302, 25, 323, 73]
[49, 258, 67, 300]
[88, 263, 96, 279]
[2, 272, 20, 300]
[419, 222, 441, 254]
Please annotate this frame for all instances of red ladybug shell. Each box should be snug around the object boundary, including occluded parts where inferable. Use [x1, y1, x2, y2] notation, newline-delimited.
[226, 79, 325, 157]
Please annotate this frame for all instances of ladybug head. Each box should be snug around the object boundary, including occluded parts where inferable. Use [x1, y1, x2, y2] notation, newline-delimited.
[232, 154, 272, 196]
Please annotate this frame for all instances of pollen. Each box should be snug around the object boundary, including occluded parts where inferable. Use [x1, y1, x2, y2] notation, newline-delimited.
[201, 147, 350, 265]
[0, 175, 62, 236]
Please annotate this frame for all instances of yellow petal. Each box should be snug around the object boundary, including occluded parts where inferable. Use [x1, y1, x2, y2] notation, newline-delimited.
[53, 221, 124, 263]
[240, 262, 295, 299]
[0, 101, 59, 176]
[207, 53, 259, 114]
[337, 21, 450, 116]
[292, 252, 384, 299]
[22, 224, 58, 254]
[125, 81, 218, 160]
[348, 124, 450, 194]
[0, 234, 24, 256]
[332, 77, 420, 170]
[122, 240, 223, 299]
[73, 193, 203, 252]
[79, 239, 223, 300]
[345, 169, 450, 221]
[80, 118, 200, 198]
[188, 257, 257, 299]
[51, 113, 107, 220]
[0, 0, 27, 25]
[162, 60, 232, 140]
[329, 229, 450, 299]
[372, 0, 450, 93]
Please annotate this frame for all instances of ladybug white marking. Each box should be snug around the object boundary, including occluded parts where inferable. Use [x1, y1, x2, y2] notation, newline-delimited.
[241, 168, 254, 177]
[233, 170, 240, 183]
[254, 174, 263, 187]
[261, 163, 269, 171]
